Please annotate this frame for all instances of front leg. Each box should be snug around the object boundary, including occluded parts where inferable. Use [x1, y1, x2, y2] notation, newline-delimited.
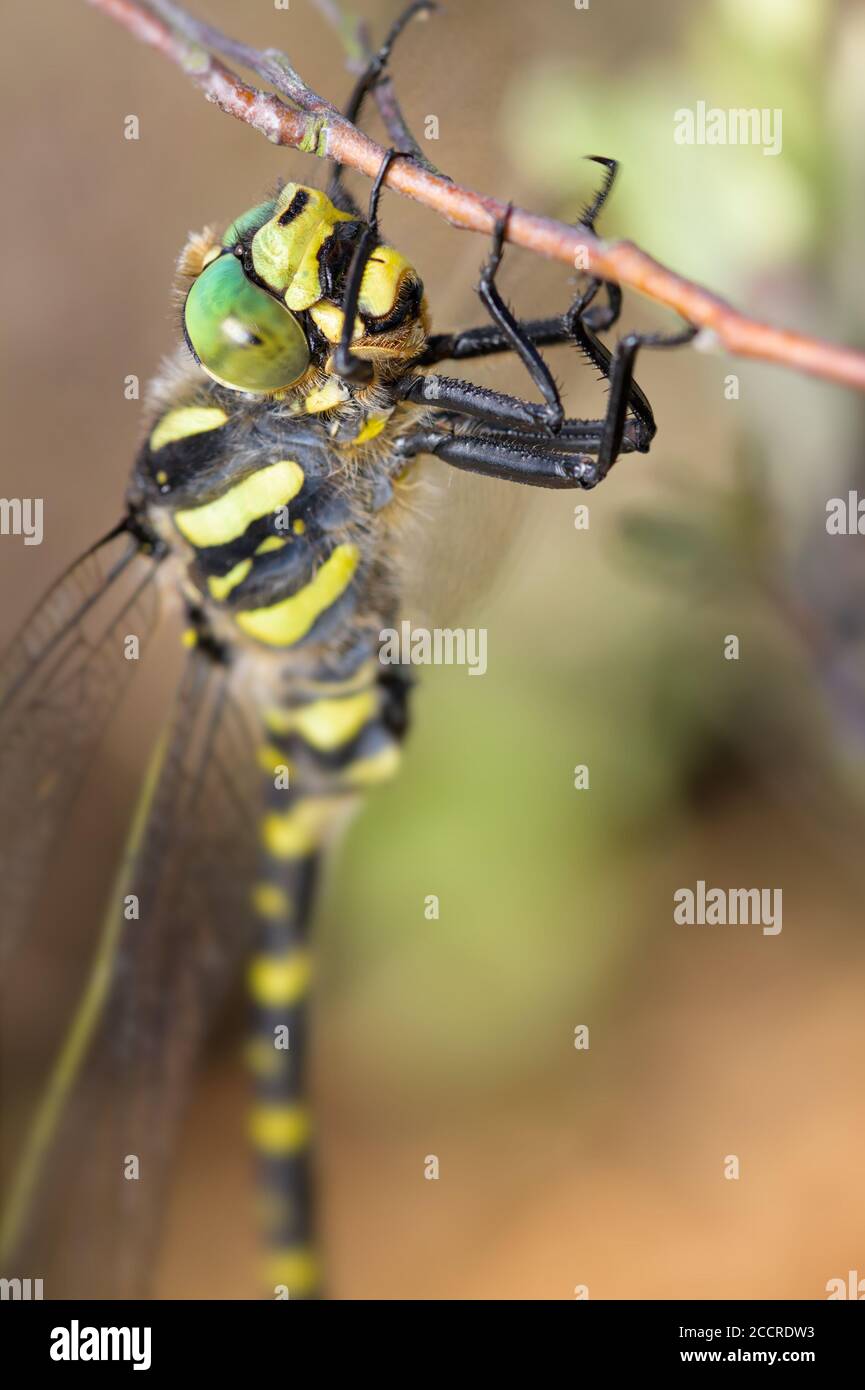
[393, 426, 604, 490]
[400, 371, 555, 430]
[474, 208, 566, 433]
[419, 316, 572, 368]
[566, 320, 699, 471]
[398, 372, 642, 453]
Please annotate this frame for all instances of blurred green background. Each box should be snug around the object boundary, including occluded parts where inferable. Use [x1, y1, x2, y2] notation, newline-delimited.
[2, 0, 864, 1298]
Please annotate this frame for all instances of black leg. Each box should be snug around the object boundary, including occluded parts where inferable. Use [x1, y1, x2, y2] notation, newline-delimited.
[401, 313, 695, 464]
[327, 1, 437, 214]
[396, 320, 696, 487]
[400, 371, 561, 430]
[568, 318, 698, 473]
[573, 157, 623, 333]
[394, 426, 601, 489]
[441, 421, 642, 455]
[474, 207, 565, 432]
[418, 156, 622, 369]
[402, 150, 695, 481]
[332, 149, 403, 384]
[575, 277, 623, 334]
[420, 316, 572, 367]
[579, 155, 618, 229]
[397, 372, 637, 454]
[342, 0, 436, 127]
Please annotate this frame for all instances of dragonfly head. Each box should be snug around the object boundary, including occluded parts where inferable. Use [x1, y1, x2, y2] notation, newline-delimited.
[182, 184, 427, 396]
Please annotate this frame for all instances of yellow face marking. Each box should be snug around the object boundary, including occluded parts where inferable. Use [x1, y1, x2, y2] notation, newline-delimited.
[285, 230, 344, 312]
[264, 1247, 321, 1296]
[173, 459, 304, 548]
[265, 689, 377, 750]
[344, 743, 402, 787]
[249, 1103, 311, 1155]
[207, 557, 252, 601]
[149, 406, 228, 453]
[252, 183, 353, 300]
[236, 543, 359, 647]
[359, 246, 415, 317]
[260, 796, 347, 859]
[309, 301, 362, 344]
[248, 948, 312, 1007]
[250, 882, 293, 920]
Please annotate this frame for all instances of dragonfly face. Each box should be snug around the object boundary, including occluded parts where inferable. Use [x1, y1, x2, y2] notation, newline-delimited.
[182, 182, 428, 399]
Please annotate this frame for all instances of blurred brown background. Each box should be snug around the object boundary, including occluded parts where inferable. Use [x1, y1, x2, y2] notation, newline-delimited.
[2, 0, 865, 1299]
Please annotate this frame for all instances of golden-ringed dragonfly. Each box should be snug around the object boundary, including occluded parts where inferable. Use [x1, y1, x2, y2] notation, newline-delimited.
[0, 4, 693, 1299]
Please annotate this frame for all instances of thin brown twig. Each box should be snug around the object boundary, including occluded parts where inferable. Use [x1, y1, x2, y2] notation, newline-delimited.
[311, 0, 428, 161]
[313, 0, 444, 176]
[86, 0, 865, 393]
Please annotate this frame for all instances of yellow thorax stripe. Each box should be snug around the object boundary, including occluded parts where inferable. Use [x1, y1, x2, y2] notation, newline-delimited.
[264, 688, 378, 750]
[352, 413, 391, 444]
[256, 535, 288, 555]
[301, 377, 350, 414]
[260, 796, 347, 859]
[208, 557, 252, 601]
[249, 1103, 311, 1155]
[173, 459, 305, 548]
[149, 406, 228, 453]
[236, 543, 359, 646]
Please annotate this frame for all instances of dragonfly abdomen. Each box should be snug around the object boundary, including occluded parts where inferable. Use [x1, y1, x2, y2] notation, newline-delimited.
[247, 664, 411, 1297]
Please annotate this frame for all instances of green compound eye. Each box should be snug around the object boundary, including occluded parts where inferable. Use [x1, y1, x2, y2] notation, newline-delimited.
[221, 199, 276, 248]
[184, 253, 310, 394]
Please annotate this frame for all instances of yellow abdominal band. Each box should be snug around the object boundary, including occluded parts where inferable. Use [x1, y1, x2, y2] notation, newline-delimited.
[236, 544, 359, 647]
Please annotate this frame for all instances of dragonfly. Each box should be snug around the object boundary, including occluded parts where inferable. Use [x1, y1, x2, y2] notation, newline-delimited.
[0, 2, 692, 1298]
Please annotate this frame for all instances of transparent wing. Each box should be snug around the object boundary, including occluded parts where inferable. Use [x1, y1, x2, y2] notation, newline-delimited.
[0, 524, 163, 964]
[0, 643, 263, 1298]
[394, 458, 531, 628]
